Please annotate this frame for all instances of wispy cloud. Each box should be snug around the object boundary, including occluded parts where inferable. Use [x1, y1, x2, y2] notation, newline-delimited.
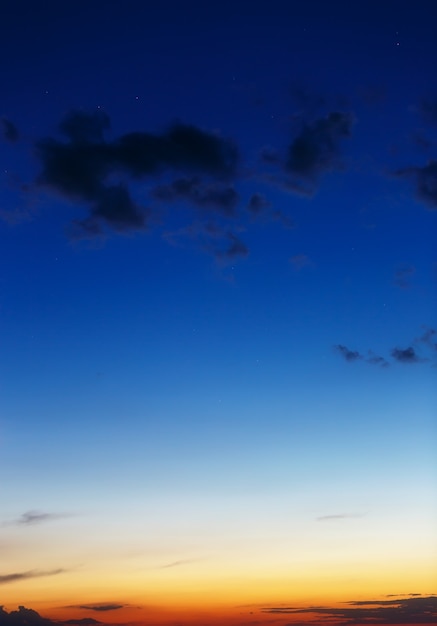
[2, 510, 70, 527]
[0, 568, 66, 585]
[262, 595, 437, 624]
[316, 513, 365, 521]
[157, 558, 201, 569]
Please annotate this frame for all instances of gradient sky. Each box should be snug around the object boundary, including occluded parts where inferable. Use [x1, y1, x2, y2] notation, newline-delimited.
[0, 2, 436, 626]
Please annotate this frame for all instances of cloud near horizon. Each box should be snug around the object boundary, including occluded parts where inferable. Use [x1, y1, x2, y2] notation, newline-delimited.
[262, 595, 437, 624]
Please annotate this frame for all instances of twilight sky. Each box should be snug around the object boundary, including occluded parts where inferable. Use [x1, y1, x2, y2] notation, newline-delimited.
[0, 1, 436, 625]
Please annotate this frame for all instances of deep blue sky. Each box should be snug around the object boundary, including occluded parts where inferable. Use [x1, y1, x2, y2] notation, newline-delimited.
[0, 0, 436, 621]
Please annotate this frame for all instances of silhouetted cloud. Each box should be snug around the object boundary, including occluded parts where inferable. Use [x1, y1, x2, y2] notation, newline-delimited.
[0, 568, 65, 585]
[71, 605, 124, 613]
[391, 347, 422, 363]
[285, 111, 353, 187]
[152, 177, 239, 215]
[262, 595, 437, 624]
[391, 346, 423, 363]
[394, 265, 415, 289]
[1, 117, 19, 142]
[394, 160, 437, 210]
[334, 344, 362, 362]
[0, 606, 53, 626]
[62, 617, 102, 626]
[35, 110, 239, 236]
[0, 608, 101, 626]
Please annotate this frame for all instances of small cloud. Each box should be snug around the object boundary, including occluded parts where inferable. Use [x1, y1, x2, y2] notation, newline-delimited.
[334, 344, 362, 362]
[72, 605, 124, 613]
[316, 513, 364, 521]
[284, 111, 354, 190]
[289, 254, 312, 270]
[246, 192, 271, 215]
[394, 265, 415, 289]
[366, 351, 390, 368]
[391, 346, 422, 363]
[12, 510, 68, 526]
[62, 617, 102, 626]
[1, 117, 19, 142]
[158, 559, 199, 569]
[416, 327, 437, 351]
[393, 160, 437, 210]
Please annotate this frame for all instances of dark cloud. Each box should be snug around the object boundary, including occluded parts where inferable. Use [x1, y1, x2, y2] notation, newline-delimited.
[394, 160, 437, 210]
[59, 110, 110, 144]
[72, 605, 124, 613]
[80, 184, 146, 235]
[63, 617, 102, 626]
[394, 265, 415, 289]
[391, 346, 422, 363]
[0, 568, 65, 585]
[152, 177, 239, 215]
[1, 117, 19, 142]
[247, 193, 271, 215]
[334, 345, 389, 367]
[334, 344, 362, 362]
[262, 595, 437, 624]
[0, 606, 53, 626]
[0, 608, 101, 626]
[285, 111, 353, 188]
[35, 110, 239, 236]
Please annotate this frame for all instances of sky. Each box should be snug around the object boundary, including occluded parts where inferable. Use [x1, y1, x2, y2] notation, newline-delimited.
[0, 1, 436, 625]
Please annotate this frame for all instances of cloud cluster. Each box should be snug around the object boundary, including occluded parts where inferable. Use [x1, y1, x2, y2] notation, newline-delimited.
[262, 595, 437, 624]
[334, 328, 437, 367]
[0, 609, 101, 626]
[0, 606, 53, 626]
[36, 110, 239, 237]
